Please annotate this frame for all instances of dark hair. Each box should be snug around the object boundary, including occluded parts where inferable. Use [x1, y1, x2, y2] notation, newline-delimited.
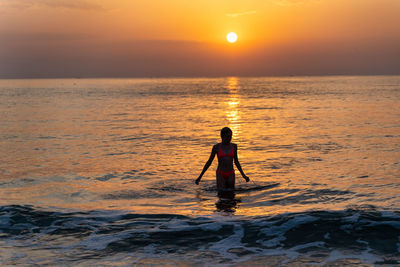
[220, 127, 232, 138]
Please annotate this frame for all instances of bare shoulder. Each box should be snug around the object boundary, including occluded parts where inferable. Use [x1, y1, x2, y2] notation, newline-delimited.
[232, 143, 238, 150]
[212, 143, 220, 152]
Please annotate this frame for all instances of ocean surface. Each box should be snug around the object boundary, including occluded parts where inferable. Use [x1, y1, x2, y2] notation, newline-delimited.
[0, 76, 399, 266]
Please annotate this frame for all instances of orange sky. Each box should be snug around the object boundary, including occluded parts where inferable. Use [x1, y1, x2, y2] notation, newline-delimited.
[0, 0, 399, 77]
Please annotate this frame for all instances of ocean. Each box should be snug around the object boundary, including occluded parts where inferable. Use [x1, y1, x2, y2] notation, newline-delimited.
[0, 76, 399, 266]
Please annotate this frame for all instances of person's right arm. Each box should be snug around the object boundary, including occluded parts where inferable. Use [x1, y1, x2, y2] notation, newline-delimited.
[195, 145, 217, 184]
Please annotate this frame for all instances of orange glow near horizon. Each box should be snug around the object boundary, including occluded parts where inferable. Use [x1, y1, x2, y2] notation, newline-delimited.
[3, 0, 399, 44]
[1, 0, 399, 77]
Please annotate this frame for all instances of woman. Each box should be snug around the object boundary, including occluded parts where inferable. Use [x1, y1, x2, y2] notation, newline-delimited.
[195, 127, 250, 189]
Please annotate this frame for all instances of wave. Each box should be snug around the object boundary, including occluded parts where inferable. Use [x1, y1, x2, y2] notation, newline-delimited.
[0, 205, 399, 265]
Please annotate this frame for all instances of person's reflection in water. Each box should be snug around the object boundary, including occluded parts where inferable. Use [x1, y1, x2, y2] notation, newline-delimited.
[215, 190, 241, 213]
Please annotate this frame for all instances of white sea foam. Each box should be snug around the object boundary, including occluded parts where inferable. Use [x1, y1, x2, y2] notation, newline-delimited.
[79, 231, 133, 250]
[208, 223, 244, 259]
[323, 249, 382, 265]
[260, 214, 318, 236]
[398, 236, 400, 253]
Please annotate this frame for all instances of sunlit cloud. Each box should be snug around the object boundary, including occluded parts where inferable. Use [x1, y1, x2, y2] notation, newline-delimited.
[274, 0, 317, 6]
[0, 0, 104, 11]
[0, 32, 95, 42]
[226, 10, 257, 18]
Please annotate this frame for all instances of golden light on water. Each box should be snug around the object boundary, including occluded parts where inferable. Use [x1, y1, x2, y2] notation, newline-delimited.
[1, 78, 399, 217]
[225, 77, 241, 137]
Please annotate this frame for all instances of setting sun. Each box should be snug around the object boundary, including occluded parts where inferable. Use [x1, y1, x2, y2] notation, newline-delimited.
[227, 32, 238, 43]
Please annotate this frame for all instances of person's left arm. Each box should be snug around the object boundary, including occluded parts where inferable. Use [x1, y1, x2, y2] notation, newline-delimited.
[233, 144, 250, 182]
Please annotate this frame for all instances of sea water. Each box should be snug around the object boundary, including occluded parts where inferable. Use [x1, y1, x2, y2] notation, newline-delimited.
[0, 76, 399, 265]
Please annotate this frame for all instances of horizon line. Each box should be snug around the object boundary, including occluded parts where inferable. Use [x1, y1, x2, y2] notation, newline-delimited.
[1, 73, 400, 80]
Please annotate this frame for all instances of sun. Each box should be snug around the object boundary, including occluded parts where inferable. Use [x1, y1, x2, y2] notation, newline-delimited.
[227, 32, 238, 43]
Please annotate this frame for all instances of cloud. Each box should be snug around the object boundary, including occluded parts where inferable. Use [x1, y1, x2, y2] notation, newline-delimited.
[273, 0, 317, 6]
[226, 10, 257, 18]
[2, 38, 399, 78]
[0, 31, 95, 42]
[1, 0, 104, 11]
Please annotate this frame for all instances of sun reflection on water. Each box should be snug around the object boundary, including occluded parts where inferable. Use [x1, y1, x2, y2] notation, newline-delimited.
[225, 77, 242, 139]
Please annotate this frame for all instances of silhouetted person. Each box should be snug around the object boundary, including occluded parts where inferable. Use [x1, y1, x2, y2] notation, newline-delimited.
[195, 127, 249, 190]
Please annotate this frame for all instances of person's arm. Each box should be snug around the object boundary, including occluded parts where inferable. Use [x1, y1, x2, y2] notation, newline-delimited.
[234, 144, 250, 182]
[195, 145, 217, 185]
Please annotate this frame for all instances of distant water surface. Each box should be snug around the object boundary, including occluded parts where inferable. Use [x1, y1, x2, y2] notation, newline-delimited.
[0, 76, 399, 265]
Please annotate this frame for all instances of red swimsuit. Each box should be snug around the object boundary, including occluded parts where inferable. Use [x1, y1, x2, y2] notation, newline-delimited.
[216, 144, 235, 179]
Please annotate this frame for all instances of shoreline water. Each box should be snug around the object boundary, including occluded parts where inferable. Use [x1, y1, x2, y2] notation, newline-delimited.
[0, 76, 399, 265]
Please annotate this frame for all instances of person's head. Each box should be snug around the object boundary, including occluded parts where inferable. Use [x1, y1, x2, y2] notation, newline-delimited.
[220, 127, 232, 144]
